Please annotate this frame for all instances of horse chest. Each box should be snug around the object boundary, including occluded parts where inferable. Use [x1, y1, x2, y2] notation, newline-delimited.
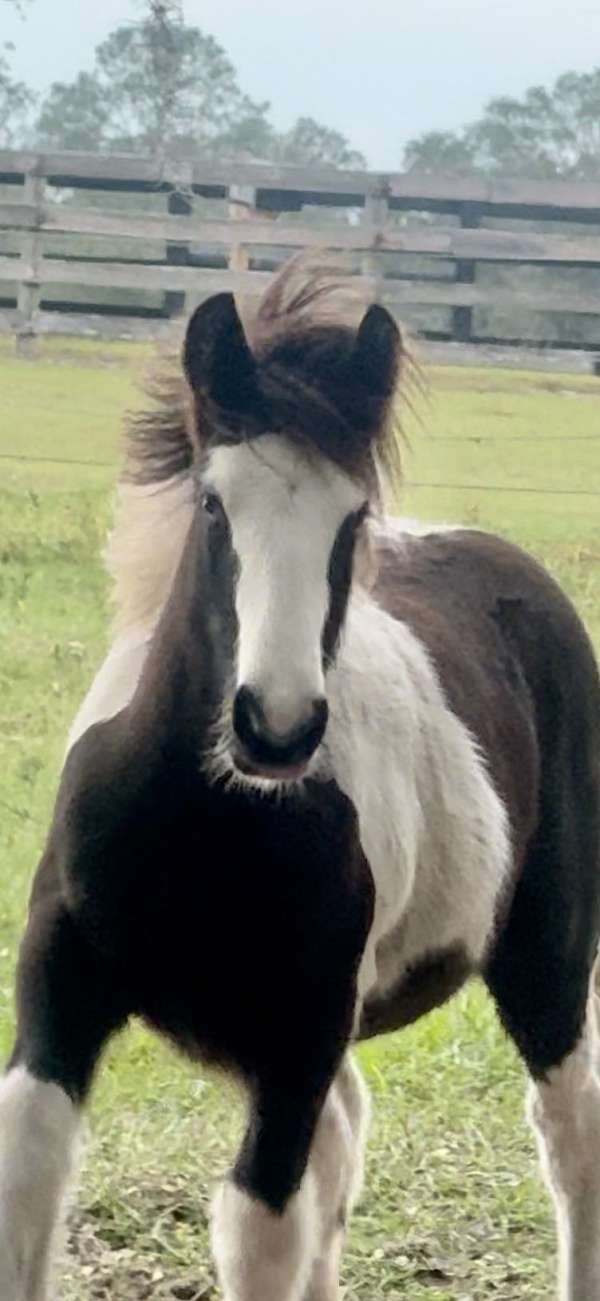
[58, 771, 374, 1063]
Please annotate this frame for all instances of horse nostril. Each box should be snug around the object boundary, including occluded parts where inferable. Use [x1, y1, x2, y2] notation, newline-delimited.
[233, 685, 266, 751]
[309, 697, 329, 747]
[233, 688, 328, 770]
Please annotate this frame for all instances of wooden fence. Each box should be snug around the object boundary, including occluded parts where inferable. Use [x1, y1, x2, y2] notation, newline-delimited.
[2, 149, 600, 353]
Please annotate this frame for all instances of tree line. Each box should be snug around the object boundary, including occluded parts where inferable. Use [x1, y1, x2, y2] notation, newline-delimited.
[1, 0, 366, 167]
[406, 69, 600, 181]
[4, 1, 600, 178]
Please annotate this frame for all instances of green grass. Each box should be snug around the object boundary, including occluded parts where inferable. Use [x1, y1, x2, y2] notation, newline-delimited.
[1, 334, 600, 1299]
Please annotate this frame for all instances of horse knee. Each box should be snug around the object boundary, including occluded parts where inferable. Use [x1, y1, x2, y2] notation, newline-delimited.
[301, 1062, 370, 1301]
[211, 1174, 318, 1301]
[336, 1054, 370, 1133]
[335, 1056, 370, 1212]
[527, 1024, 600, 1199]
[310, 1058, 370, 1234]
[310, 1090, 353, 1223]
[0, 1066, 80, 1301]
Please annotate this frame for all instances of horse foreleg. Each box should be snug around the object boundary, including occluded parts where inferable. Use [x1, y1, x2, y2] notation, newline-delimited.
[211, 1063, 346, 1301]
[303, 1054, 370, 1301]
[527, 981, 600, 1301]
[0, 1068, 79, 1301]
[0, 894, 125, 1301]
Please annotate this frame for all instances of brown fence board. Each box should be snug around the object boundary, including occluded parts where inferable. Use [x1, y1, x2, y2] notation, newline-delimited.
[5, 200, 600, 265]
[27, 260, 271, 294]
[3, 150, 600, 211]
[7, 255, 597, 316]
[0, 150, 377, 197]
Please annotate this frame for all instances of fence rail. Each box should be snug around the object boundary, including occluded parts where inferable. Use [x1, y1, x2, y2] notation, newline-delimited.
[2, 149, 600, 352]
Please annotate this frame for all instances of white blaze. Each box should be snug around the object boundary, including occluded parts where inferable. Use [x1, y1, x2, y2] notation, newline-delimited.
[207, 438, 363, 737]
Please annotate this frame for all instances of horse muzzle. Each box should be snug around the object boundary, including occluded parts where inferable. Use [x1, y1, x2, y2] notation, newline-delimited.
[231, 686, 328, 781]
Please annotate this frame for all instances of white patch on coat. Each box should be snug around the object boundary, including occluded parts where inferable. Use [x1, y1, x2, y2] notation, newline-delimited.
[304, 1054, 370, 1301]
[211, 1174, 319, 1301]
[370, 514, 463, 540]
[0, 1067, 80, 1301]
[206, 437, 364, 739]
[324, 593, 511, 1013]
[527, 972, 600, 1300]
[334, 1054, 371, 1214]
[67, 473, 194, 756]
[66, 629, 152, 756]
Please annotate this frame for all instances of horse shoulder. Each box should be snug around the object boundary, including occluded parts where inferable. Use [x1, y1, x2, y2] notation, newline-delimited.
[326, 583, 512, 1025]
[66, 630, 152, 756]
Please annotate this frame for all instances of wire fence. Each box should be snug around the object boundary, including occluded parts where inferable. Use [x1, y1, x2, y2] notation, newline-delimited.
[0, 452, 113, 468]
[5, 397, 600, 445]
[408, 481, 600, 497]
[1, 448, 600, 497]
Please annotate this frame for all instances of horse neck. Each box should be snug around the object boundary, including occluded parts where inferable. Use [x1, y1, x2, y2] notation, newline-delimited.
[126, 511, 221, 754]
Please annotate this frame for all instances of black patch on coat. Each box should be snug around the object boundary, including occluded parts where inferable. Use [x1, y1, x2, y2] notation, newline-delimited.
[359, 945, 473, 1040]
[322, 507, 367, 668]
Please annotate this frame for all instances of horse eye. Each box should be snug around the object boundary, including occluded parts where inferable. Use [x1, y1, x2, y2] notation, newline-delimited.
[202, 492, 223, 519]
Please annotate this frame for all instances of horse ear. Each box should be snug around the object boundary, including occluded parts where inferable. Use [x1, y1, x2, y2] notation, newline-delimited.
[352, 303, 401, 397]
[183, 293, 261, 413]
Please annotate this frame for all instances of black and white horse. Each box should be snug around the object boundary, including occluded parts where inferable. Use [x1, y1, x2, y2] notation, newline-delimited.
[1, 258, 599, 1301]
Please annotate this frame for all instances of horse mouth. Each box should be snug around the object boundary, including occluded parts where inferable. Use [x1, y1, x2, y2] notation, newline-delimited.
[231, 749, 310, 783]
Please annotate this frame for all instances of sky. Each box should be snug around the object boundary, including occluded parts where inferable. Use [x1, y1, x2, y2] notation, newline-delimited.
[3, 0, 600, 168]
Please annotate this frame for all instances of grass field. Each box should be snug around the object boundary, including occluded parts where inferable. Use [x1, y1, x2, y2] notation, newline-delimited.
[1, 333, 600, 1300]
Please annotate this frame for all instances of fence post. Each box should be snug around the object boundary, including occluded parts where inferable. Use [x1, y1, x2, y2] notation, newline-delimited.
[361, 187, 389, 297]
[164, 191, 191, 318]
[227, 184, 258, 322]
[164, 161, 193, 319]
[452, 202, 480, 343]
[17, 167, 45, 351]
[227, 184, 257, 274]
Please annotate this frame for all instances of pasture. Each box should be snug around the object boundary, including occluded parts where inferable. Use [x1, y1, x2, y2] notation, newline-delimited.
[1, 332, 599, 1300]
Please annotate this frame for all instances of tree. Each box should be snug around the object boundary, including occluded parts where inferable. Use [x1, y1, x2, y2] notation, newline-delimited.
[0, 47, 35, 147]
[135, 0, 182, 20]
[404, 129, 476, 175]
[275, 117, 366, 169]
[217, 113, 366, 167]
[470, 72, 600, 178]
[403, 68, 600, 179]
[36, 11, 272, 159]
[36, 72, 109, 151]
[33, 7, 365, 167]
[217, 108, 276, 161]
[95, 15, 269, 156]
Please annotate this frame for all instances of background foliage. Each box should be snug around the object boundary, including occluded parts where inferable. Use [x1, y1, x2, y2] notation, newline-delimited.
[3, 0, 366, 166]
[405, 69, 600, 178]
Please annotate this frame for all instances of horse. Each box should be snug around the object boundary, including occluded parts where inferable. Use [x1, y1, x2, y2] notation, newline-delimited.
[0, 255, 599, 1301]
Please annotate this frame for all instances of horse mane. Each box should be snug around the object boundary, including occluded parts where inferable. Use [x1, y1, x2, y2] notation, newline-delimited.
[107, 255, 412, 637]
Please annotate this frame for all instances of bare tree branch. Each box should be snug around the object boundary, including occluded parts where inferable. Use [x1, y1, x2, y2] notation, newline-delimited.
[134, 0, 183, 19]
[2, 0, 33, 15]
